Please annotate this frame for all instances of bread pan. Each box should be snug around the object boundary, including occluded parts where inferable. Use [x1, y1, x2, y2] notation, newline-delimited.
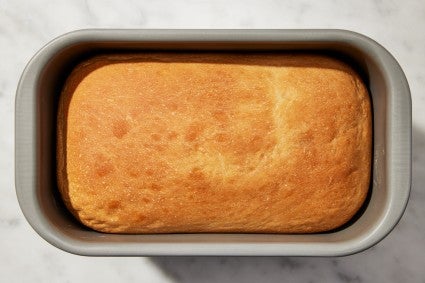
[15, 29, 411, 256]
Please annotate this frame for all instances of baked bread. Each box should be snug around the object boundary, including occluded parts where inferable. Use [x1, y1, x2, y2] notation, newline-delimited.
[57, 53, 372, 233]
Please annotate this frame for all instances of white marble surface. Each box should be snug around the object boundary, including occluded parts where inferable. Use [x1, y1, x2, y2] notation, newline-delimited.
[1, 0, 424, 282]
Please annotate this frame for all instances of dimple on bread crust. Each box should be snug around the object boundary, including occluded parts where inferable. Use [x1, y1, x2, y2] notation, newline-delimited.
[57, 53, 372, 233]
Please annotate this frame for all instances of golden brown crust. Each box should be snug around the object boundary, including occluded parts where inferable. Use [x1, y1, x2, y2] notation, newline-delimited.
[57, 53, 372, 233]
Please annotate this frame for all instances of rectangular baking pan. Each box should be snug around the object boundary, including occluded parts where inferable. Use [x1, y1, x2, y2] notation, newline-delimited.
[15, 29, 411, 256]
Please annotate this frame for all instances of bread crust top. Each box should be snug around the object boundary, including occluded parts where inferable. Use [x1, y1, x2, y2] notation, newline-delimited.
[57, 53, 372, 233]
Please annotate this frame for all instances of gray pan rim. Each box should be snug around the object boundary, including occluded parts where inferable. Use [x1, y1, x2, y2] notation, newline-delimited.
[15, 29, 411, 256]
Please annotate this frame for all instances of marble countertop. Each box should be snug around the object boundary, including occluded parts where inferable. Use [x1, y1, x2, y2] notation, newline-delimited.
[1, 0, 424, 282]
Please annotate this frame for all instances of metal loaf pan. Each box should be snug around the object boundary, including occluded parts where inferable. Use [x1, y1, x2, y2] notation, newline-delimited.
[15, 29, 411, 256]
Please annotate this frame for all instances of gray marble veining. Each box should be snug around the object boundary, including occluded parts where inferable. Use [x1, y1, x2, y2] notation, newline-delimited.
[1, 0, 424, 282]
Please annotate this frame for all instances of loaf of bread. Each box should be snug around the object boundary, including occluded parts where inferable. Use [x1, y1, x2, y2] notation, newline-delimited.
[57, 53, 371, 234]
